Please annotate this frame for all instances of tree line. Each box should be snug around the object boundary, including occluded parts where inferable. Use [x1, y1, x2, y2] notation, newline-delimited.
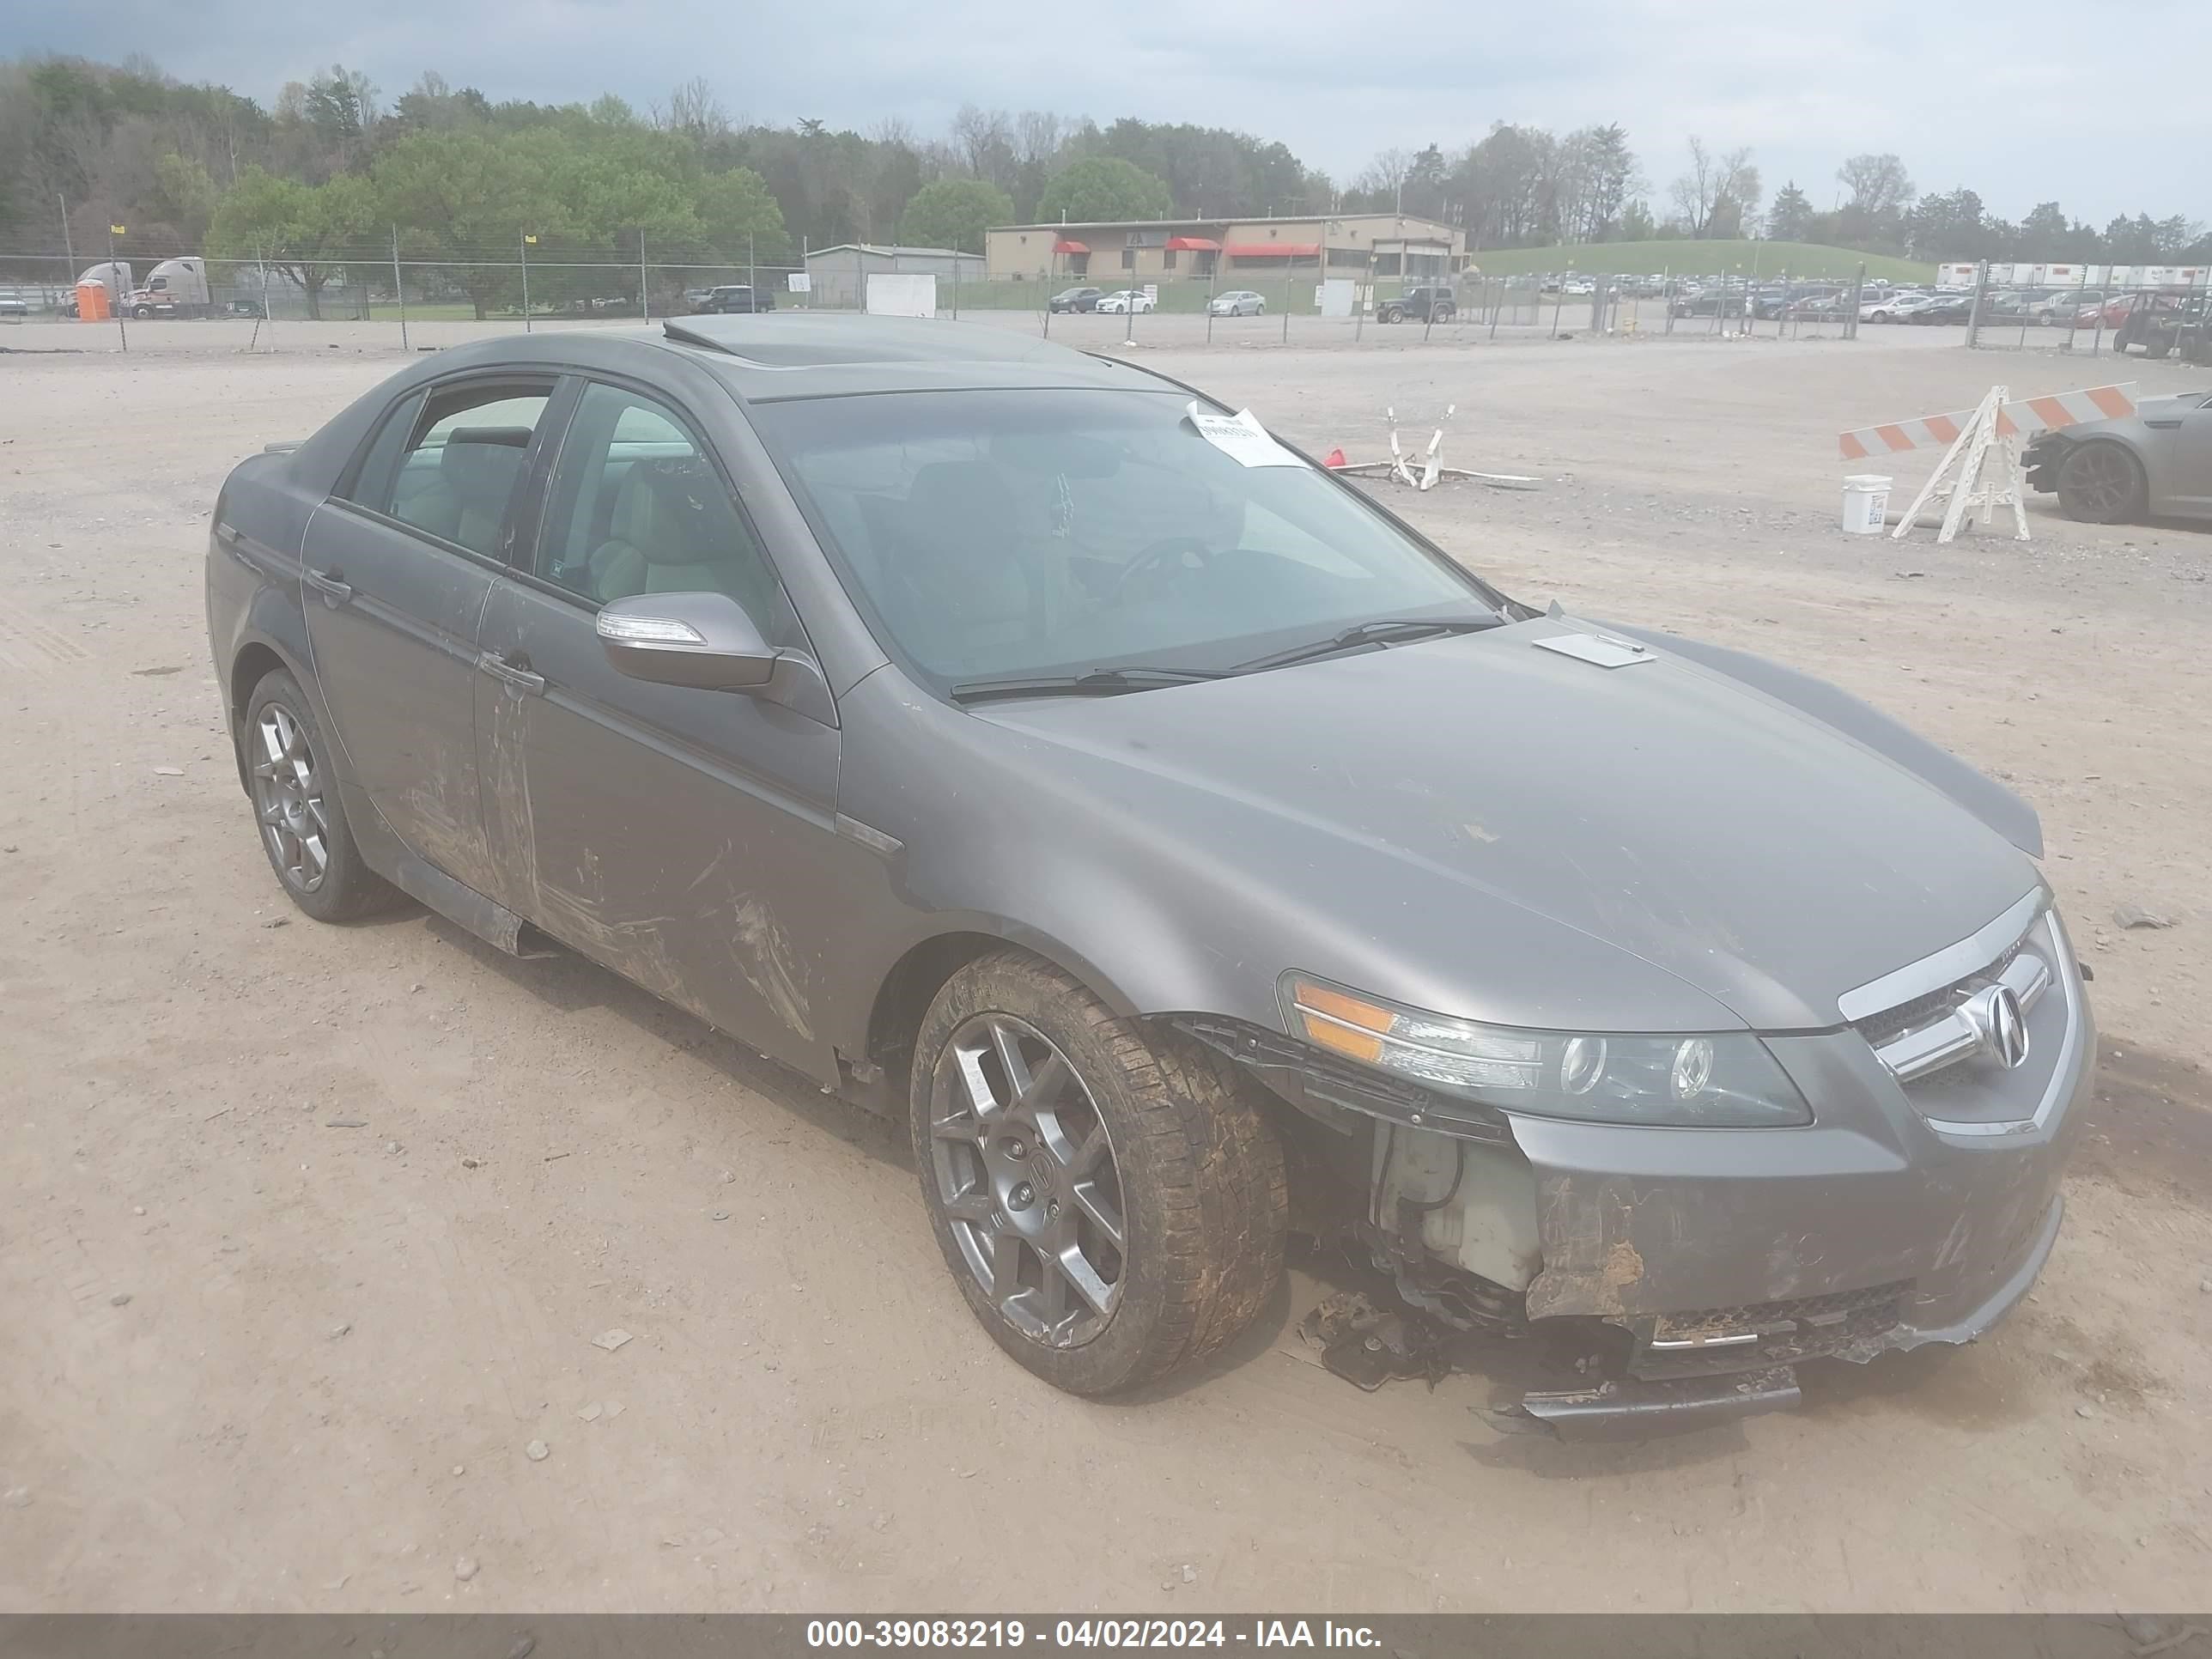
[2, 53, 2203, 315]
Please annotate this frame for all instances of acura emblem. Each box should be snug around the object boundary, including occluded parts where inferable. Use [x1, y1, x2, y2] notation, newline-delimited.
[1961, 985, 2030, 1070]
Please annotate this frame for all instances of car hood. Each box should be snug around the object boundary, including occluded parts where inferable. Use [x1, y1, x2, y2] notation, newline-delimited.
[975, 617, 2039, 1032]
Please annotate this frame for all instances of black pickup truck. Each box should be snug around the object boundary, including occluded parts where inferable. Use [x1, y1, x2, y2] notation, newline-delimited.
[696, 284, 775, 314]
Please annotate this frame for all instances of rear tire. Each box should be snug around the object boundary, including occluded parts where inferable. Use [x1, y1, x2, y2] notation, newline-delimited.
[2056, 441, 2147, 526]
[241, 669, 402, 922]
[909, 950, 1286, 1395]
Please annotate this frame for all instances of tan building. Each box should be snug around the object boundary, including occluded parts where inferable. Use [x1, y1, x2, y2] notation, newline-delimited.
[984, 213, 1465, 285]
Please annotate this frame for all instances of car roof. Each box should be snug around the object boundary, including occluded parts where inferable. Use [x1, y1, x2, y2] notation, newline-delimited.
[662, 315, 1167, 401]
[397, 318, 1179, 405]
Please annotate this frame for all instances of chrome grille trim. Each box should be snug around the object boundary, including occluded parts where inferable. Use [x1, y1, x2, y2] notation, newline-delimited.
[1917, 909, 2085, 1139]
[1872, 948, 2051, 1083]
[1836, 889, 2046, 1024]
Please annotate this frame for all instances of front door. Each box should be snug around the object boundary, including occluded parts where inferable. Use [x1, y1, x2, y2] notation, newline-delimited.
[2157, 399, 2212, 517]
[307, 375, 558, 895]
[473, 378, 844, 1073]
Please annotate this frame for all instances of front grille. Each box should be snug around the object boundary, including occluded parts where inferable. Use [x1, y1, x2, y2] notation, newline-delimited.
[1631, 1281, 1909, 1379]
[1854, 939, 2024, 1053]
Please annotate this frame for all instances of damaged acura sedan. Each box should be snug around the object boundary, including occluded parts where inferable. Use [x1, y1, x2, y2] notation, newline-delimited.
[206, 317, 2092, 1436]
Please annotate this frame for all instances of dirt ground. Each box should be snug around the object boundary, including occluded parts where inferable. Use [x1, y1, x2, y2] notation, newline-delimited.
[3, 321, 2209, 1614]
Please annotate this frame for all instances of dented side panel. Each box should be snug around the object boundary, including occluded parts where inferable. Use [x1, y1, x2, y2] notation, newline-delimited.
[300, 501, 505, 896]
[471, 577, 848, 1078]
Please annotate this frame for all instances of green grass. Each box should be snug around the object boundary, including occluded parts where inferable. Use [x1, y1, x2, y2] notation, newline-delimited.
[1468, 240, 1936, 284]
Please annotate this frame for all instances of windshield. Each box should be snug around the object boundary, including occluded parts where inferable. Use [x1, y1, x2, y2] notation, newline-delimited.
[753, 388, 1498, 690]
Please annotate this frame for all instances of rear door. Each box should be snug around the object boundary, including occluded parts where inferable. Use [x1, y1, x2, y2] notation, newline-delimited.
[307, 374, 561, 895]
[472, 376, 845, 1073]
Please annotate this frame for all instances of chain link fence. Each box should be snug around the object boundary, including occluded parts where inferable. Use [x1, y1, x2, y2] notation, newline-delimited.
[1, 239, 1885, 353]
[1960, 264, 2212, 364]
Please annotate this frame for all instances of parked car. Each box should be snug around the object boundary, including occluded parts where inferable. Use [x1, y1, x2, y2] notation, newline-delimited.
[1375, 286, 1455, 324]
[682, 288, 714, 311]
[220, 297, 269, 319]
[1049, 286, 1104, 313]
[205, 314, 2094, 1434]
[1093, 289, 1154, 314]
[2026, 388, 2212, 523]
[1909, 295, 1974, 325]
[0, 295, 29, 319]
[697, 284, 775, 314]
[2031, 291, 2100, 323]
[1861, 292, 1936, 323]
[1672, 287, 1752, 318]
[208, 320, 2087, 1433]
[1206, 289, 1266, 317]
[2076, 293, 2147, 331]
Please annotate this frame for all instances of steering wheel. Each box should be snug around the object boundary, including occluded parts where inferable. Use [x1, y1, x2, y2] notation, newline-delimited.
[1115, 536, 1217, 603]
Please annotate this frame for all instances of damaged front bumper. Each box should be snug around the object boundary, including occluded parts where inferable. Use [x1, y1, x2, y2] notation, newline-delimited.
[1212, 902, 2096, 1439]
[1521, 1190, 2066, 1439]
[1501, 939, 2094, 1437]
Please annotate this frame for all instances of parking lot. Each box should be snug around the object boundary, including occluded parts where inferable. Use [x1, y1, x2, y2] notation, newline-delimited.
[3, 322, 2209, 1613]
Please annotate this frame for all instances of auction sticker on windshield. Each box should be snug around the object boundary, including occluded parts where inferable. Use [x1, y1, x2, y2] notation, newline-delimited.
[1185, 402, 1304, 467]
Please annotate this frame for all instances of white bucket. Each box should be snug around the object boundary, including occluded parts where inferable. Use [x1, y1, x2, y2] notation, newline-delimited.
[1841, 473, 1892, 534]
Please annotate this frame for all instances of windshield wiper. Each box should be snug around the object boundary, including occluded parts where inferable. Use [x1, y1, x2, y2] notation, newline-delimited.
[948, 665, 1229, 705]
[1227, 616, 1506, 676]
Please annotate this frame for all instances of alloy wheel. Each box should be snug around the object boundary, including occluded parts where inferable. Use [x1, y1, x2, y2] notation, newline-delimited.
[2063, 446, 2138, 520]
[252, 702, 330, 893]
[927, 1012, 1127, 1347]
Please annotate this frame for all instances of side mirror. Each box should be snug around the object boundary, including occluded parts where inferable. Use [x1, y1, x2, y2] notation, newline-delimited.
[596, 591, 784, 692]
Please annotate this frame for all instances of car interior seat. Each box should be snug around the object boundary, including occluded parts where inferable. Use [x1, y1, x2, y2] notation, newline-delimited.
[592, 459, 778, 625]
[878, 460, 1048, 670]
[434, 427, 533, 556]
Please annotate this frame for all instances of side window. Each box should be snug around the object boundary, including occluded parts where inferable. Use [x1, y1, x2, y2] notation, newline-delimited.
[360, 380, 553, 559]
[340, 390, 425, 514]
[535, 381, 786, 635]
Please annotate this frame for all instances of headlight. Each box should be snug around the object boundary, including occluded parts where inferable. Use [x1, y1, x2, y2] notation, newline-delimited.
[1282, 975, 1812, 1127]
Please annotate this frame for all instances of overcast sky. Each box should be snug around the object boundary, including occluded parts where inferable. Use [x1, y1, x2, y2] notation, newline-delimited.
[22, 0, 2210, 227]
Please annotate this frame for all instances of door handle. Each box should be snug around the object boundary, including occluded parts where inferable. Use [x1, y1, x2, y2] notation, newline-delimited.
[215, 521, 240, 545]
[304, 567, 354, 606]
[477, 651, 546, 695]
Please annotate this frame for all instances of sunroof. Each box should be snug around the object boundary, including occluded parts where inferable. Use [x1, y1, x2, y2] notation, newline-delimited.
[659, 317, 1073, 368]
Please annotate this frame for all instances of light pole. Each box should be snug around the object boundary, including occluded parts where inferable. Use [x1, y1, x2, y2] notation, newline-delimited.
[108, 222, 127, 352]
[58, 194, 76, 303]
[520, 232, 535, 332]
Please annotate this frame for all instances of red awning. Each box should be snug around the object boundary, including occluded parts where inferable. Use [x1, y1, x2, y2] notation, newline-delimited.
[1224, 242, 1320, 258]
[1053, 239, 1090, 254]
[1164, 236, 1220, 251]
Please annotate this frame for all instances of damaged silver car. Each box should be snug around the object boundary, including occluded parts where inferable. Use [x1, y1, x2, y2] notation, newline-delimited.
[205, 317, 2093, 1436]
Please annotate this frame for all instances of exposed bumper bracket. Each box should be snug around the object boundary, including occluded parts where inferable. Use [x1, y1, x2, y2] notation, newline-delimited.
[1519, 1365, 1802, 1442]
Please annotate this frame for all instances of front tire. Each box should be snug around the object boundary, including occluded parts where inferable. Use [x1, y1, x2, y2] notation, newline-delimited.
[910, 951, 1286, 1395]
[2057, 441, 2147, 525]
[242, 669, 400, 921]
